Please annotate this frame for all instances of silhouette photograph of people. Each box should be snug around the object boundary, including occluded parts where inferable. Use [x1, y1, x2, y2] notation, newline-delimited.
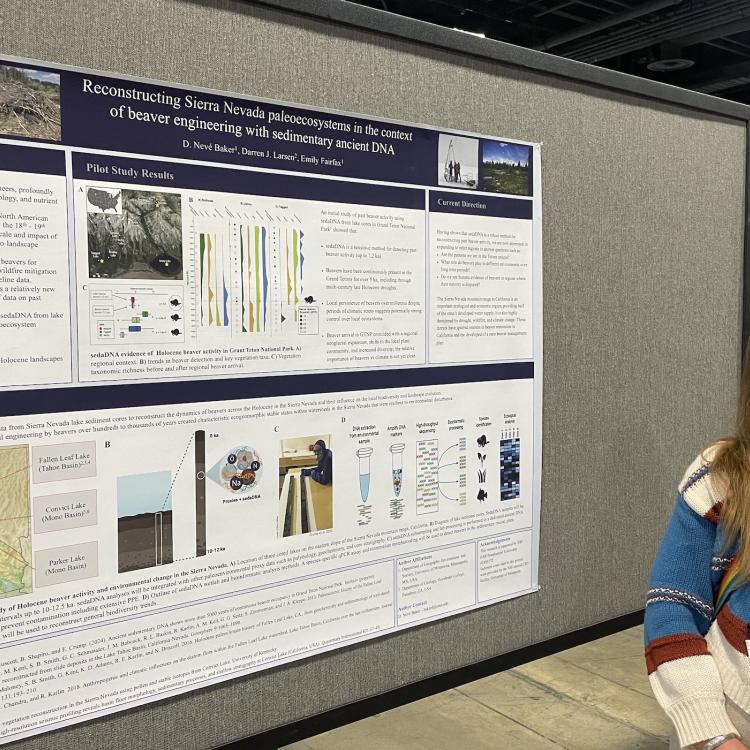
[437, 134, 478, 189]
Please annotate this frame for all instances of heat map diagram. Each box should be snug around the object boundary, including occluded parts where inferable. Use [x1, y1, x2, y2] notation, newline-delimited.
[500, 430, 521, 501]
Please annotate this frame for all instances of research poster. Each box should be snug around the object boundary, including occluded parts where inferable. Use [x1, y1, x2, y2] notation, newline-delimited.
[0, 55, 542, 743]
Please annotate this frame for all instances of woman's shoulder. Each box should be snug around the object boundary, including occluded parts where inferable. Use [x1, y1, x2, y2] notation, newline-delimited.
[678, 442, 726, 521]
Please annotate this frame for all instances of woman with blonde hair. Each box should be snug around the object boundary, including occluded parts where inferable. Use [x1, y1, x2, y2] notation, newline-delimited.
[646, 351, 750, 749]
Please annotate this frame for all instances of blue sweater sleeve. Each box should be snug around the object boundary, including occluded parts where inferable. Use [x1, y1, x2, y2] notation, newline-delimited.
[645, 492, 716, 652]
[645, 490, 720, 682]
[643, 467, 739, 747]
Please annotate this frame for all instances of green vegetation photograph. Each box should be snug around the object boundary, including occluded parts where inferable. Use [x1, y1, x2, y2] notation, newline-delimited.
[481, 140, 531, 196]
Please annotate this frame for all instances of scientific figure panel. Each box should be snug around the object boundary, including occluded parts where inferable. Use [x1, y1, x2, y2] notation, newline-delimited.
[0, 371, 537, 743]
[0, 56, 539, 390]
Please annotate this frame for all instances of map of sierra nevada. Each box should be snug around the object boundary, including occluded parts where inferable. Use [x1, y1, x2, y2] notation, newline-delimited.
[0, 446, 31, 598]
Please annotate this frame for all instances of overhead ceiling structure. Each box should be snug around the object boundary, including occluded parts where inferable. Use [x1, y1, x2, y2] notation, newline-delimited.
[344, 0, 750, 104]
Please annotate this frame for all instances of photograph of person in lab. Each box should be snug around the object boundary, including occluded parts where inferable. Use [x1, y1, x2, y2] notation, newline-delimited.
[301, 439, 333, 485]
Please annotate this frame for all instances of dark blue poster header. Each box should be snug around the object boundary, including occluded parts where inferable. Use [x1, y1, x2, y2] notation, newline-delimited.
[0, 142, 65, 176]
[61, 70, 438, 186]
[72, 152, 424, 210]
[429, 190, 532, 219]
[0, 57, 535, 198]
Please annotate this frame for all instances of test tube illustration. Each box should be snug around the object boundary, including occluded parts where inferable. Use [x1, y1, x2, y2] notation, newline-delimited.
[356, 447, 374, 502]
[390, 443, 405, 496]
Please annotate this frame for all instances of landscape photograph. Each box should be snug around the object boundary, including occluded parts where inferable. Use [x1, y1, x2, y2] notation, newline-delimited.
[117, 471, 174, 573]
[480, 140, 532, 196]
[0, 64, 61, 141]
[87, 190, 183, 280]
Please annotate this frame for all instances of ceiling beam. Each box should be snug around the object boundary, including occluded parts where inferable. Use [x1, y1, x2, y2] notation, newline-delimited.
[536, 0, 684, 51]
[673, 14, 750, 47]
[415, 0, 558, 39]
[683, 59, 750, 91]
[562, 0, 749, 62]
[534, 1, 574, 19]
[708, 78, 750, 96]
[552, 9, 598, 24]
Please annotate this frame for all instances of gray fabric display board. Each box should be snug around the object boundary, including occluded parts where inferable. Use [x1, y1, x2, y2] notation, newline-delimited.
[0, 0, 745, 747]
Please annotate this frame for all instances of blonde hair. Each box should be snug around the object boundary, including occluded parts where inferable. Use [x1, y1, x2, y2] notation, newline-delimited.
[710, 342, 750, 581]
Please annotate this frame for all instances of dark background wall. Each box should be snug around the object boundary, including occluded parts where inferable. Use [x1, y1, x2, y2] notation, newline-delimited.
[0, 1, 745, 747]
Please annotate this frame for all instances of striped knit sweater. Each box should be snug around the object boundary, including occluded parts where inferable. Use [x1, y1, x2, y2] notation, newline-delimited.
[645, 446, 748, 747]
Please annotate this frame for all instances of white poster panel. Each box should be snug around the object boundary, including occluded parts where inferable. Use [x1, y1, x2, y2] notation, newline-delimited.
[0, 53, 542, 743]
